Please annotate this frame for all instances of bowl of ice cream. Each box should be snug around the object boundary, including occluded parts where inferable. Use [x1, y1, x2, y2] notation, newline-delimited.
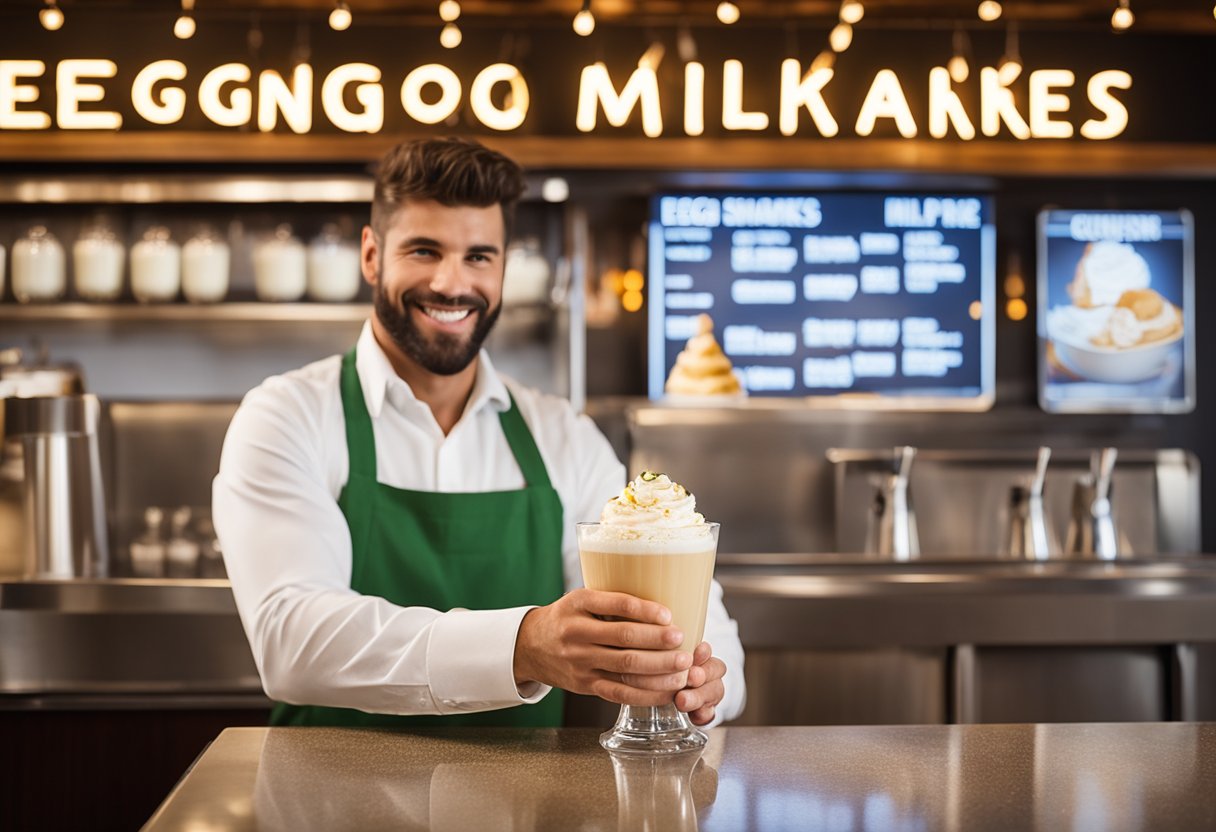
[1047, 288, 1183, 383]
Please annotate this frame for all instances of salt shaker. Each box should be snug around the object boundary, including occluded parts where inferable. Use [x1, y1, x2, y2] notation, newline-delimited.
[73, 218, 125, 301]
[306, 223, 361, 302]
[182, 226, 231, 303]
[12, 225, 66, 303]
[129, 506, 166, 578]
[254, 224, 306, 302]
[130, 226, 181, 303]
[166, 505, 200, 577]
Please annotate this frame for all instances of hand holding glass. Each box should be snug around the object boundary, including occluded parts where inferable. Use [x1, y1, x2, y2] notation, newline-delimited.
[577, 521, 720, 754]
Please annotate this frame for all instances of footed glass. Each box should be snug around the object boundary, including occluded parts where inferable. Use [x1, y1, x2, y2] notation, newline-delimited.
[577, 521, 719, 754]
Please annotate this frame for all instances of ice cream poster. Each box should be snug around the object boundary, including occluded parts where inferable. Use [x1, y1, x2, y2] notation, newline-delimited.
[1038, 209, 1195, 413]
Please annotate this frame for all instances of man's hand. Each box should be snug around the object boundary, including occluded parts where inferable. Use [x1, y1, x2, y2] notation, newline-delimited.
[674, 642, 727, 726]
[514, 589, 693, 706]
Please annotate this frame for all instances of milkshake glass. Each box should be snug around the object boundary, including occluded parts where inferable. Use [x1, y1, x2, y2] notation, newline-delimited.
[577, 473, 719, 754]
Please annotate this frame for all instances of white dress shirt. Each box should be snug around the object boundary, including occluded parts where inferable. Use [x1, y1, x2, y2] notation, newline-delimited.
[213, 322, 746, 722]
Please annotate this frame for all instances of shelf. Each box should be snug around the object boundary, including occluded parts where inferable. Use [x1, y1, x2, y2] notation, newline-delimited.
[0, 302, 370, 324]
[0, 301, 558, 326]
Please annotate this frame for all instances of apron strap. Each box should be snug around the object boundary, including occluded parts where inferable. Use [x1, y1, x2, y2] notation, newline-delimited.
[498, 392, 553, 490]
[340, 348, 378, 479]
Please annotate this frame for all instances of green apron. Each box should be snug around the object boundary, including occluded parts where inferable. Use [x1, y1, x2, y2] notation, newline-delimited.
[270, 347, 566, 727]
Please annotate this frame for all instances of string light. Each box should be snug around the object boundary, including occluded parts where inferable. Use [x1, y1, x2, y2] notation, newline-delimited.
[39, 0, 64, 31]
[174, 0, 196, 40]
[829, 21, 853, 52]
[440, 22, 462, 48]
[948, 27, 970, 84]
[840, 1, 864, 25]
[1111, 0, 1134, 30]
[998, 22, 1022, 84]
[329, 1, 352, 31]
[977, 1, 1002, 22]
[439, 0, 461, 23]
[573, 0, 594, 36]
[716, 2, 740, 25]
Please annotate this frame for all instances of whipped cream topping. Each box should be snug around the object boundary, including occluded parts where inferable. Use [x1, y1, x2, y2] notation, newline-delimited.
[1078, 241, 1150, 307]
[666, 314, 743, 397]
[591, 472, 713, 549]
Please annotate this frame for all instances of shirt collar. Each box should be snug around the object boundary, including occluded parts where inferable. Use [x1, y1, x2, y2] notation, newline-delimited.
[355, 320, 511, 420]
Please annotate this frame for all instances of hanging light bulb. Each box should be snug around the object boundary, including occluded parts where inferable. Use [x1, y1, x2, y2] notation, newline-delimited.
[840, 0, 864, 25]
[716, 2, 740, 25]
[948, 27, 970, 83]
[439, 0, 461, 22]
[39, 0, 64, 31]
[174, 0, 196, 39]
[573, 0, 594, 36]
[829, 21, 853, 52]
[810, 48, 836, 74]
[440, 21, 462, 48]
[977, 1, 1002, 22]
[1111, 0, 1134, 30]
[997, 22, 1022, 84]
[329, 1, 352, 31]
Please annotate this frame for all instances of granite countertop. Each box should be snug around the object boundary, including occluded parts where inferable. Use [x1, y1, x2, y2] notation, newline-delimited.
[143, 723, 1216, 831]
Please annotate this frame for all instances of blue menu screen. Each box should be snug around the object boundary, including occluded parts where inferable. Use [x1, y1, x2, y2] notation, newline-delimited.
[648, 193, 995, 407]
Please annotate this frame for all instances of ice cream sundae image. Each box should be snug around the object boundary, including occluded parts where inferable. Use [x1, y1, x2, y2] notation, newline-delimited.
[1047, 241, 1184, 384]
[665, 314, 744, 397]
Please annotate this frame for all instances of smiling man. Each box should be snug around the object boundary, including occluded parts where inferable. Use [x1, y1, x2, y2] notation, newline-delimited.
[213, 137, 745, 728]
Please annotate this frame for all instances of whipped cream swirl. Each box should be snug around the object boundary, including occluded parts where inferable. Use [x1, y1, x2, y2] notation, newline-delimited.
[1078, 241, 1150, 307]
[597, 472, 711, 543]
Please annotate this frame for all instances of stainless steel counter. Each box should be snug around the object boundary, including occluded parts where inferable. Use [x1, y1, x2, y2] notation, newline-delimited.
[142, 723, 1216, 832]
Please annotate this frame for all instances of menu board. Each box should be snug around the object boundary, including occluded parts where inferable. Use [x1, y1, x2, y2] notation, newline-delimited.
[1038, 209, 1195, 413]
[648, 193, 995, 407]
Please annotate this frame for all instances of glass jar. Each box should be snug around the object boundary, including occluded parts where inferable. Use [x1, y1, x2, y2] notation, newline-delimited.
[73, 219, 125, 301]
[12, 225, 66, 303]
[502, 236, 551, 306]
[307, 224, 361, 302]
[182, 226, 231, 303]
[253, 224, 306, 302]
[130, 226, 181, 303]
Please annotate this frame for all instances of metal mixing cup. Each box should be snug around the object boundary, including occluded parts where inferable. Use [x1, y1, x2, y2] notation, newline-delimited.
[4, 395, 109, 578]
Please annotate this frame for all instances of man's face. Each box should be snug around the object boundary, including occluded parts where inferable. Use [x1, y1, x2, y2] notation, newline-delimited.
[363, 199, 505, 376]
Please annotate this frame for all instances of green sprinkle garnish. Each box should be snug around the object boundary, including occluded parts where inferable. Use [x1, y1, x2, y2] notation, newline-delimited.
[640, 471, 660, 482]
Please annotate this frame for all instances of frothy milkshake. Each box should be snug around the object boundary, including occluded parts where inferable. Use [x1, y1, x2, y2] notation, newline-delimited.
[578, 472, 718, 653]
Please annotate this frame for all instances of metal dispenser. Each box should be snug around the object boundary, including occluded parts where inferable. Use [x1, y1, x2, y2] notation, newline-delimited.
[1005, 447, 1060, 561]
[4, 395, 109, 578]
[865, 445, 919, 561]
[1065, 447, 1123, 561]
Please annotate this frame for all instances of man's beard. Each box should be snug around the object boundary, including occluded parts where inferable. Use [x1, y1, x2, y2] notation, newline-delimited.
[373, 279, 501, 376]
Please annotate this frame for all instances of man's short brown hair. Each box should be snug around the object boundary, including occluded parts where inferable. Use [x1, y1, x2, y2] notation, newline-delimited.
[370, 137, 526, 242]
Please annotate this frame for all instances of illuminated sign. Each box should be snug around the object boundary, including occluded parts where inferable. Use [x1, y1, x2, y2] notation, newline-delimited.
[0, 56, 1131, 139]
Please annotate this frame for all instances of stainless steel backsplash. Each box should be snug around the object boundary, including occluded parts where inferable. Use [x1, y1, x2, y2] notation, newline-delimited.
[98, 398, 1201, 560]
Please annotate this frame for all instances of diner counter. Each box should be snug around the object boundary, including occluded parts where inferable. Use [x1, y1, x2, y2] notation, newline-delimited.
[143, 722, 1216, 831]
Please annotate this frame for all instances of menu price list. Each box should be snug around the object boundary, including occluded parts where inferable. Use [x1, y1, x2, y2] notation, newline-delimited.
[649, 193, 994, 402]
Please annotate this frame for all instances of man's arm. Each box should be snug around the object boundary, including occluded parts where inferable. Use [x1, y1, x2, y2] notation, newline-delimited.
[213, 378, 537, 715]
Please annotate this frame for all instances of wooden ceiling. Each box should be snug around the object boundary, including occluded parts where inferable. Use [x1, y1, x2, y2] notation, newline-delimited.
[47, 1, 1216, 30]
